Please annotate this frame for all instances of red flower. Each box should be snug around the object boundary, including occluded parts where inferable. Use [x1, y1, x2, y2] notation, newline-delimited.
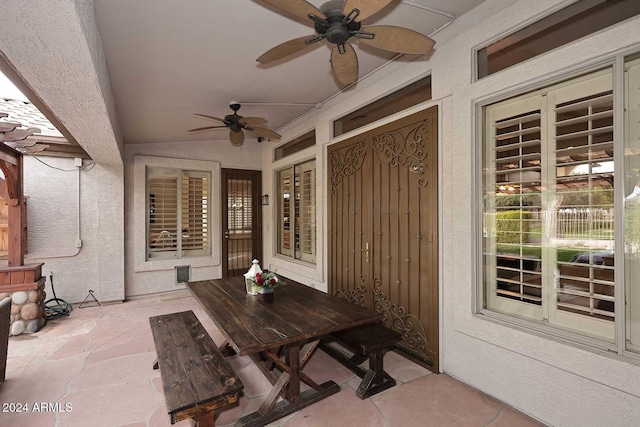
[269, 278, 276, 285]
[256, 274, 265, 285]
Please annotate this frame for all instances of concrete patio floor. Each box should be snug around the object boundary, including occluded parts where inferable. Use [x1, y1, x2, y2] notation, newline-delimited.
[0, 291, 543, 427]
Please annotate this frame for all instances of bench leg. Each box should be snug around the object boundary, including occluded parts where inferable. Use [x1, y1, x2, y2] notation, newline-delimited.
[152, 358, 159, 370]
[355, 350, 396, 399]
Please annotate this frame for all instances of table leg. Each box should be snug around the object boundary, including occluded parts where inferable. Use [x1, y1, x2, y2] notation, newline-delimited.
[235, 341, 340, 427]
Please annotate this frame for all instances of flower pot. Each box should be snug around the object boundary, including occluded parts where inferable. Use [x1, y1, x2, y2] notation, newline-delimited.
[257, 287, 274, 301]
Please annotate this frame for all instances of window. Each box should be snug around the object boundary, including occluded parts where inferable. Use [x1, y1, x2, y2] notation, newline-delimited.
[147, 167, 209, 259]
[275, 130, 316, 161]
[482, 68, 616, 342]
[334, 76, 431, 137]
[477, 0, 640, 79]
[276, 159, 316, 263]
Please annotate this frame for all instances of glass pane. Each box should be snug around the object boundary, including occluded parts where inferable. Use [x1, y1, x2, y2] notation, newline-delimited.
[148, 174, 178, 255]
[334, 76, 431, 137]
[277, 168, 293, 257]
[478, 0, 640, 79]
[552, 88, 615, 323]
[294, 160, 316, 262]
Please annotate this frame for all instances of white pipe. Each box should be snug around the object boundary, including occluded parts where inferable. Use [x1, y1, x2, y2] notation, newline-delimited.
[238, 102, 320, 107]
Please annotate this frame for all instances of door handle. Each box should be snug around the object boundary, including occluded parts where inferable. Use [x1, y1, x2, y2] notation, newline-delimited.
[364, 242, 369, 263]
[224, 231, 230, 239]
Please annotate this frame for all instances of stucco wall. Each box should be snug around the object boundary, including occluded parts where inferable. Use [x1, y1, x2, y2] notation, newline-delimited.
[124, 139, 263, 297]
[0, 0, 125, 303]
[258, 0, 640, 425]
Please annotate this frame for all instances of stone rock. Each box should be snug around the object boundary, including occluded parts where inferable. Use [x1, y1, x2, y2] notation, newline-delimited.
[11, 320, 26, 336]
[28, 290, 39, 302]
[0, 292, 9, 299]
[21, 303, 39, 320]
[40, 290, 47, 302]
[10, 314, 16, 323]
[38, 316, 46, 328]
[11, 304, 20, 315]
[26, 319, 41, 333]
[12, 291, 28, 305]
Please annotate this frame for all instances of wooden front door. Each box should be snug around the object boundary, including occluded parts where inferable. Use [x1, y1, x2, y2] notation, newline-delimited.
[222, 169, 262, 277]
[328, 107, 439, 371]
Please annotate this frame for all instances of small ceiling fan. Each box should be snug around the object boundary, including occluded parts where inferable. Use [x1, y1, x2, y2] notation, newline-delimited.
[257, 0, 436, 86]
[188, 102, 282, 146]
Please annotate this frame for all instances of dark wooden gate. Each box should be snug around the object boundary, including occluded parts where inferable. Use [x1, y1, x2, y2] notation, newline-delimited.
[328, 107, 439, 371]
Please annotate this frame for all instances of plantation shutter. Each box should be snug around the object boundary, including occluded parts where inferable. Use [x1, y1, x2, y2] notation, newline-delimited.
[181, 171, 209, 254]
[295, 160, 316, 262]
[484, 94, 545, 320]
[147, 168, 210, 259]
[148, 169, 179, 257]
[278, 169, 293, 257]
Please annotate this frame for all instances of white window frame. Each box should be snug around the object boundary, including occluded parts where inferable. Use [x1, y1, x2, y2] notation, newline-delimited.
[133, 155, 221, 273]
[275, 158, 317, 265]
[475, 60, 635, 354]
[146, 167, 210, 260]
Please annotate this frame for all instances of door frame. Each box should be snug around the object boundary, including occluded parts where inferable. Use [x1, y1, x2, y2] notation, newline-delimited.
[221, 168, 263, 278]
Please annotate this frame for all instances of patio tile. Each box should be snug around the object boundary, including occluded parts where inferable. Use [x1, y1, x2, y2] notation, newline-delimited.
[487, 407, 542, 427]
[70, 352, 155, 392]
[382, 351, 432, 383]
[0, 291, 543, 427]
[236, 361, 274, 398]
[57, 380, 162, 427]
[49, 332, 90, 360]
[1, 353, 86, 404]
[372, 374, 505, 427]
[285, 386, 384, 427]
[0, 411, 56, 426]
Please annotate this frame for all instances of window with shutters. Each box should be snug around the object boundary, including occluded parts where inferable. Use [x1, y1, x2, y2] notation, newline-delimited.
[147, 167, 209, 259]
[482, 68, 617, 342]
[276, 159, 316, 264]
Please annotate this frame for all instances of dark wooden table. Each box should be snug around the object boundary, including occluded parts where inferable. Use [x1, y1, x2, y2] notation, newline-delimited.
[186, 276, 383, 427]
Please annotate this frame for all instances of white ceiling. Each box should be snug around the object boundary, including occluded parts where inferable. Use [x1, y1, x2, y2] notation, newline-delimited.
[94, 0, 485, 144]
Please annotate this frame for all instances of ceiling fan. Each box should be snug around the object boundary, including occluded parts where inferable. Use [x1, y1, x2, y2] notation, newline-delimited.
[188, 102, 282, 146]
[257, 0, 436, 86]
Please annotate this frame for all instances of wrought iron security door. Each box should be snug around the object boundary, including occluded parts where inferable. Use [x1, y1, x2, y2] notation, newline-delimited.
[328, 107, 439, 372]
[222, 169, 262, 277]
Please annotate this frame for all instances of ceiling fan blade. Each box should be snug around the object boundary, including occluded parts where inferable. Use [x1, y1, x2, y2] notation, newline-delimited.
[343, 0, 393, 22]
[257, 35, 318, 64]
[246, 127, 282, 140]
[230, 130, 245, 146]
[359, 25, 435, 55]
[194, 113, 227, 123]
[331, 43, 358, 86]
[259, 0, 323, 23]
[239, 117, 268, 126]
[188, 125, 228, 132]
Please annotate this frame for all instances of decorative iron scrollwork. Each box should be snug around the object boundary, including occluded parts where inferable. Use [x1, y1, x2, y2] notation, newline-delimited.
[372, 277, 430, 360]
[371, 120, 431, 188]
[330, 140, 367, 194]
[334, 274, 368, 307]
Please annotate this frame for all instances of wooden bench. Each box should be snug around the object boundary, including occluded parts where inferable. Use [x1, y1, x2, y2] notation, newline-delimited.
[149, 310, 243, 427]
[320, 323, 400, 399]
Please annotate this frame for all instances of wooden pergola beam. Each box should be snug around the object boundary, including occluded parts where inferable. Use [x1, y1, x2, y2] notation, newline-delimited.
[0, 143, 24, 266]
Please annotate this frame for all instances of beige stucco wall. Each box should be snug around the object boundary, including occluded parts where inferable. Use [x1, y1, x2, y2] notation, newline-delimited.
[0, 0, 125, 303]
[123, 140, 263, 297]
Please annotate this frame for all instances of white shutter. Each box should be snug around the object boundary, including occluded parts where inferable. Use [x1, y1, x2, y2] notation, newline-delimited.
[485, 95, 545, 320]
[148, 169, 179, 258]
[296, 160, 316, 262]
[278, 169, 293, 256]
[181, 172, 209, 254]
